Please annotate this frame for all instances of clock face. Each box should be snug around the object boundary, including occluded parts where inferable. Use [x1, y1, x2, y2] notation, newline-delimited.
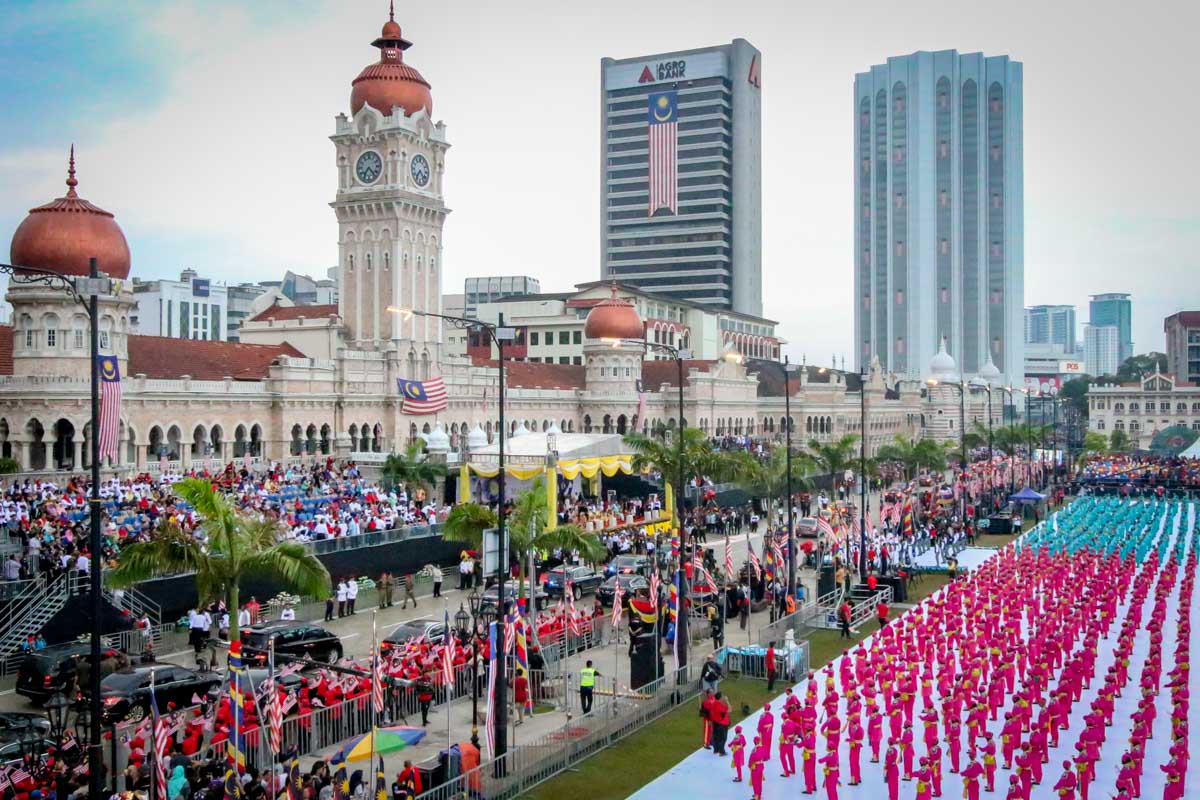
[355, 151, 383, 184]
[410, 154, 431, 187]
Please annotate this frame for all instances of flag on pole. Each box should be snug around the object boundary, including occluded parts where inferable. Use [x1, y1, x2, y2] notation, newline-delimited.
[514, 617, 531, 714]
[372, 649, 386, 715]
[724, 535, 733, 579]
[441, 610, 455, 697]
[748, 549, 762, 581]
[647, 91, 679, 216]
[397, 376, 449, 415]
[611, 582, 624, 628]
[484, 621, 499, 755]
[671, 569, 684, 666]
[267, 669, 283, 758]
[286, 759, 302, 800]
[223, 769, 243, 800]
[150, 672, 168, 800]
[636, 379, 648, 426]
[566, 585, 581, 637]
[331, 761, 349, 800]
[649, 570, 660, 608]
[97, 355, 121, 463]
[375, 756, 387, 800]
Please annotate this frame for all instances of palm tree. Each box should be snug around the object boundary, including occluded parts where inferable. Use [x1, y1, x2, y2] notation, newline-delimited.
[504, 477, 607, 603]
[442, 502, 497, 551]
[961, 421, 992, 452]
[1109, 429, 1132, 452]
[624, 428, 741, 522]
[734, 447, 813, 509]
[875, 436, 951, 481]
[108, 478, 330, 639]
[381, 441, 447, 498]
[804, 434, 860, 494]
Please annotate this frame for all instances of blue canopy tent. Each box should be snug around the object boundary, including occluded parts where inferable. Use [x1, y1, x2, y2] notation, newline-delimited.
[1009, 487, 1045, 503]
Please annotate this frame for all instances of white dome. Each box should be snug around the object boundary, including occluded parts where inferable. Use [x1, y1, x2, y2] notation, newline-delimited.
[977, 356, 1002, 382]
[929, 339, 958, 381]
[424, 422, 450, 452]
[466, 423, 488, 451]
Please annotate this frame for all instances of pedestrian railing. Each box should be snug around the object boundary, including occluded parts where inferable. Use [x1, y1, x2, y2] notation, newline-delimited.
[303, 523, 444, 556]
[415, 662, 703, 800]
[848, 586, 892, 629]
[756, 599, 817, 646]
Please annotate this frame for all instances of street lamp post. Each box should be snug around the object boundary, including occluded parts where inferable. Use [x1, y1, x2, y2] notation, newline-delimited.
[1, 258, 110, 800]
[604, 337, 691, 670]
[455, 598, 480, 749]
[388, 306, 514, 759]
[44, 691, 71, 763]
[751, 356, 798, 597]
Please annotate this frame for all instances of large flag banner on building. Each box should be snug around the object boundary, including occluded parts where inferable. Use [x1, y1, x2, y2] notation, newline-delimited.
[397, 377, 448, 415]
[647, 90, 678, 216]
[97, 355, 121, 463]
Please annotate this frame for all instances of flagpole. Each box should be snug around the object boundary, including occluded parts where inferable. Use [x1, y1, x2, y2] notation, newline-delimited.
[268, 637, 277, 761]
[370, 610, 377, 778]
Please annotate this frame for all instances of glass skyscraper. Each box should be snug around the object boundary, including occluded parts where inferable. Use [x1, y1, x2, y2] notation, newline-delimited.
[600, 40, 762, 315]
[1025, 304, 1077, 353]
[1089, 293, 1133, 364]
[853, 50, 1024, 385]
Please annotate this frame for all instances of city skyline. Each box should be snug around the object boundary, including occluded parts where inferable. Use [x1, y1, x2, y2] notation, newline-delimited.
[1, 0, 1196, 368]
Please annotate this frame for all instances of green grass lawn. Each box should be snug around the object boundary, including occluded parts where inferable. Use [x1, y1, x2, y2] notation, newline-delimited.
[517, 677, 774, 800]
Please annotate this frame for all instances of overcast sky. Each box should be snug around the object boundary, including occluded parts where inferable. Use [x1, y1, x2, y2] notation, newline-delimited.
[1, 0, 1196, 366]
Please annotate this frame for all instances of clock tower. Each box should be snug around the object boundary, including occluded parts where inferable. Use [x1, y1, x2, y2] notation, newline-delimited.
[331, 5, 450, 367]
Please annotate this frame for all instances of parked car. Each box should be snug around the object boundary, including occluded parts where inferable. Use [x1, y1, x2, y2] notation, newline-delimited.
[604, 554, 652, 578]
[16, 642, 122, 705]
[544, 566, 603, 599]
[381, 618, 449, 654]
[240, 622, 343, 667]
[0, 713, 50, 738]
[96, 663, 222, 724]
[479, 582, 548, 616]
[796, 518, 820, 538]
[596, 574, 649, 607]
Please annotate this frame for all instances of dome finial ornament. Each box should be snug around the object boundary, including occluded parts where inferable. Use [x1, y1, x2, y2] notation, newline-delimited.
[389, 0, 394, 21]
[66, 144, 78, 197]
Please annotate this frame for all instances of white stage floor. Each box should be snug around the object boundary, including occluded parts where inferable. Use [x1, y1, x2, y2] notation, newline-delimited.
[630, 501, 1197, 800]
[912, 545, 995, 572]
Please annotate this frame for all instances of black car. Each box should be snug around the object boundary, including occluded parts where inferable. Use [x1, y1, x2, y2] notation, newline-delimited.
[16, 642, 122, 704]
[604, 554, 651, 578]
[241, 623, 343, 667]
[381, 618, 449, 654]
[479, 582, 548, 616]
[596, 574, 649, 607]
[544, 566, 603, 599]
[97, 664, 222, 724]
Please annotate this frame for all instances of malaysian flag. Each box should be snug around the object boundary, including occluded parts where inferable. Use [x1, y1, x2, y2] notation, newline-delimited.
[484, 621, 499, 755]
[150, 672, 169, 800]
[611, 581, 624, 627]
[647, 91, 678, 216]
[649, 570, 660, 607]
[372, 649, 385, 715]
[566, 587, 581, 637]
[398, 377, 448, 415]
[724, 535, 733, 579]
[441, 610, 455, 698]
[97, 355, 121, 463]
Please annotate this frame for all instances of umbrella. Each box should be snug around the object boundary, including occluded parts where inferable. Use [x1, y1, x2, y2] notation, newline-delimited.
[331, 727, 427, 762]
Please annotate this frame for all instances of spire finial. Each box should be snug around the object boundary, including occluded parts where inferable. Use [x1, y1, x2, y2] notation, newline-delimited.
[66, 144, 78, 197]
[389, 0, 394, 21]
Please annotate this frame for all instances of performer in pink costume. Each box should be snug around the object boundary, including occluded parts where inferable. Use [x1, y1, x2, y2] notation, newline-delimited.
[729, 726, 746, 782]
[748, 736, 766, 800]
[867, 706, 883, 762]
[802, 728, 818, 794]
[758, 703, 776, 760]
[960, 756, 983, 800]
[821, 711, 845, 753]
[1051, 760, 1076, 800]
[899, 722, 915, 779]
[846, 714, 863, 785]
[980, 732, 997, 792]
[818, 750, 840, 800]
[913, 757, 932, 800]
[779, 714, 798, 778]
[926, 743, 943, 798]
[884, 740, 900, 800]
[944, 717, 962, 773]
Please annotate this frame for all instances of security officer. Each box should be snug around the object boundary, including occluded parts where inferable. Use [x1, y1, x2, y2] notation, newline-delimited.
[579, 660, 600, 714]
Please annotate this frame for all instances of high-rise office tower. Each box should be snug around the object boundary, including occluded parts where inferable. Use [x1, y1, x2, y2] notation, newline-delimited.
[854, 50, 1024, 385]
[1084, 324, 1121, 377]
[1024, 304, 1076, 353]
[1164, 311, 1200, 385]
[1089, 293, 1133, 365]
[600, 40, 762, 315]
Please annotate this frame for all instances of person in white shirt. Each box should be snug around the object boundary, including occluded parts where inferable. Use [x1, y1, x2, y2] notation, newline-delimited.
[280, 605, 296, 621]
[346, 577, 358, 615]
[238, 605, 251, 629]
[336, 580, 348, 617]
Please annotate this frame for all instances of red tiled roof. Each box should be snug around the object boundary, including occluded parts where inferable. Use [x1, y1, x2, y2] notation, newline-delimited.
[249, 303, 339, 323]
[641, 359, 713, 389]
[0, 326, 12, 376]
[129, 336, 305, 381]
[473, 360, 585, 390]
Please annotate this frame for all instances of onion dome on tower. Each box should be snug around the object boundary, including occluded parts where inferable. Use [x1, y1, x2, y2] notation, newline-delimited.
[349, 2, 433, 118]
[583, 284, 645, 341]
[9, 147, 131, 279]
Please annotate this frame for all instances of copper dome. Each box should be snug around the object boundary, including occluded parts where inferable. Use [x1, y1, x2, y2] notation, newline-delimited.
[9, 147, 131, 280]
[584, 284, 644, 341]
[350, 5, 432, 118]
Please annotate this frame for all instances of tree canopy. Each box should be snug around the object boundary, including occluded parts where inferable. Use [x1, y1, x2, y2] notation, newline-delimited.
[381, 441, 447, 496]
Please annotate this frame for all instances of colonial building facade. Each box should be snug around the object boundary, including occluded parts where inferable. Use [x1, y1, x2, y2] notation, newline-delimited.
[0, 9, 1002, 479]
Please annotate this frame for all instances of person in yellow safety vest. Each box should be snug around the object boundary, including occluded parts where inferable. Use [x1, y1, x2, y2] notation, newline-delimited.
[579, 659, 600, 715]
[785, 594, 797, 614]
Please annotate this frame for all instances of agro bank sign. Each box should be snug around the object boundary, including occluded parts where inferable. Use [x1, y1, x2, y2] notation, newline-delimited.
[605, 51, 728, 90]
